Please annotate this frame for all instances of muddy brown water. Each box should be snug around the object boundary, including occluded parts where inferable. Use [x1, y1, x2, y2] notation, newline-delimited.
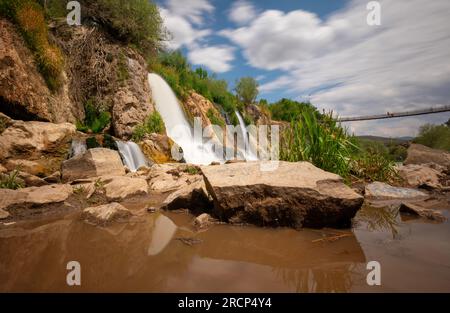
[0, 196, 449, 292]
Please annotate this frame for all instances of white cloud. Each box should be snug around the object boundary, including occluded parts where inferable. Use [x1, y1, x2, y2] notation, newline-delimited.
[221, 0, 450, 136]
[165, 0, 214, 25]
[160, 0, 235, 72]
[160, 8, 211, 49]
[229, 1, 257, 25]
[188, 45, 235, 73]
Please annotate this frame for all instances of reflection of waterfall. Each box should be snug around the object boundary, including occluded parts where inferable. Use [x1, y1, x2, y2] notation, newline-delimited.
[69, 139, 87, 158]
[147, 73, 220, 165]
[148, 214, 177, 256]
[116, 141, 149, 172]
[235, 110, 258, 160]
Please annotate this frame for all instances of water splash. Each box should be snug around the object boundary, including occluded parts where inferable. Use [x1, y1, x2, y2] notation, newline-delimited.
[116, 140, 149, 172]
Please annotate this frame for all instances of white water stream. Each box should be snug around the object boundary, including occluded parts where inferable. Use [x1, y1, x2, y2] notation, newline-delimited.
[116, 140, 149, 172]
[147, 73, 220, 165]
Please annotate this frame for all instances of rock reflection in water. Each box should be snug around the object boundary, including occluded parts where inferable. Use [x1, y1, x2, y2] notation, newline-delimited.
[147, 214, 177, 256]
[354, 202, 400, 239]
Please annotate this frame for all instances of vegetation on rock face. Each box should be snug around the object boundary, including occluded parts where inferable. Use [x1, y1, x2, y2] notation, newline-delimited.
[0, 169, 24, 190]
[235, 77, 258, 107]
[76, 100, 111, 134]
[80, 0, 164, 54]
[414, 122, 450, 151]
[0, 0, 64, 91]
[206, 108, 225, 127]
[132, 111, 165, 142]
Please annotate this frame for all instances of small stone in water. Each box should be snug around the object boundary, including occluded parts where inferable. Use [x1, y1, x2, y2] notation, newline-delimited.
[147, 207, 157, 213]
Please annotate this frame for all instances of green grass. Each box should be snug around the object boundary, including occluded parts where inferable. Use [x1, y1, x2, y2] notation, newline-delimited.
[0, 170, 24, 190]
[280, 110, 397, 182]
[132, 111, 165, 142]
[183, 166, 200, 175]
[350, 151, 399, 183]
[281, 111, 356, 178]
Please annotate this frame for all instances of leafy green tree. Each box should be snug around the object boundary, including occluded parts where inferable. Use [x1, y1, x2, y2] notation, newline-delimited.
[269, 98, 318, 122]
[235, 77, 258, 106]
[414, 123, 450, 151]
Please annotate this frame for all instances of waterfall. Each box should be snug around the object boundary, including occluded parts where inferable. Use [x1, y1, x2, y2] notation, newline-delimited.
[69, 139, 87, 158]
[235, 110, 258, 160]
[116, 141, 149, 172]
[147, 73, 220, 165]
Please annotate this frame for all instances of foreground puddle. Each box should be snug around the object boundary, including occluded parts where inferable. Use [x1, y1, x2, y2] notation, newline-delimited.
[0, 200, 449, 292]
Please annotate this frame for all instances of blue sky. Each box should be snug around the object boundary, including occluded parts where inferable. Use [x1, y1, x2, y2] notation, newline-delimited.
[156, 0, 450, 136]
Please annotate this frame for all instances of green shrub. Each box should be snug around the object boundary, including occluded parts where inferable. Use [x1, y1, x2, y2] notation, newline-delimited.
[350, 151, 399, 183]
[269, 98, 318, 122]
[0, 170, 24, 190]
[1, 0, 64, 91]
[206, 109, 225, 127]
[183, 166, 199, 175]
[86, 137, 101, 149]
[81, 0, 163, 53]
[414, 123, 450, 151]
[132, 111, 165, 141]
[77, 100, 111, 134]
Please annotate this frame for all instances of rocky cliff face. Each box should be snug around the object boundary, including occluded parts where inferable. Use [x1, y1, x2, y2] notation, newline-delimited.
[0, 19, 82, 123]
[183, 91, 225, 128]
[53, 22, 155, 139]
[0, 18, 155, 139]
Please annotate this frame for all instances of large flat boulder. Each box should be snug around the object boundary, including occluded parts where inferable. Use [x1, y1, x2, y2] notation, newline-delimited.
[200, 161, 364, 229]
[0, 184, 73, 211]
[405, 144, 450, 170]
[61, 148, 125, 182]
[102, 176, 148, 201]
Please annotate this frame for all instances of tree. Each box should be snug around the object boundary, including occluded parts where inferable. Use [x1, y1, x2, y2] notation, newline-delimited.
[445, 118, 450, 127]
[235, 77, 258, 106]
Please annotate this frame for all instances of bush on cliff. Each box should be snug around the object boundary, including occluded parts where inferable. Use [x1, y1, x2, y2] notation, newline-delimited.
[132, 111, 165, 142]
[76, 100, 111, 134]
[81, 0, 164, 54]
[0, 0, 64, 91]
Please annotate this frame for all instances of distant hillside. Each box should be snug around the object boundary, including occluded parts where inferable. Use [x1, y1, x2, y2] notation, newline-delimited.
[357, 135, 413, 144]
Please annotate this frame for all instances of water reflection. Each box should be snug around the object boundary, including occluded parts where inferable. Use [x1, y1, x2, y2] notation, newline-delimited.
[354, 203, 400, 238]
[147, 214, 177, 256]
[272, 263, 362, 293]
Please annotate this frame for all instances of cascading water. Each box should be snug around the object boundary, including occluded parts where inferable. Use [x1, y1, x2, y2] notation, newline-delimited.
[116, 140, 149, 172]
[235, 110, 258, 161]
[147, 73, 220, 165]
[69, 139, 87, 158]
